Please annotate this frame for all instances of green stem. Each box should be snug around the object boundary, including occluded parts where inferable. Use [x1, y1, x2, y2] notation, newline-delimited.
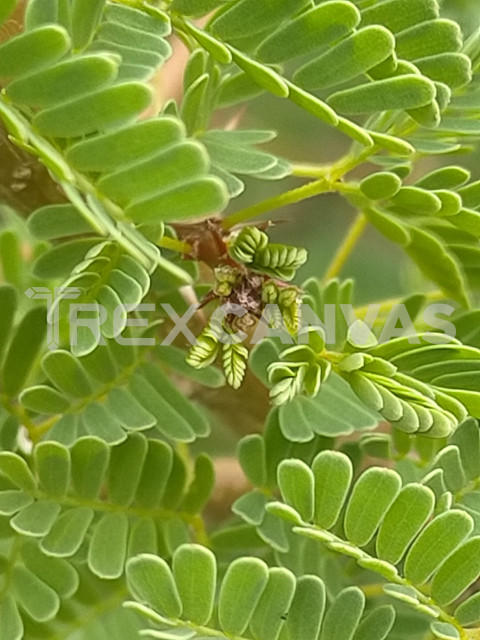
[293, 525, 466, 638]
[159, 235, 192, 254]
[323, 212, 368, 281]
[1, 395, 39, 443]
[222, 177, 332, 230]
[291, 163, 333, 179]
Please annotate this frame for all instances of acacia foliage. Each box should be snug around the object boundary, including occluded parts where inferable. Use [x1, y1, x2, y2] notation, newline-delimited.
[1, 1, 480, 639]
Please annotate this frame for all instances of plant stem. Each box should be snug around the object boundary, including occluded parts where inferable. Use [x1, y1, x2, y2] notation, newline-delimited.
[323, 212, 368, 281]
[222, 177, 331, 229]
[291, 164, 332, 179]
[159, 235, 192, 254]
[294, 525, 466, 638]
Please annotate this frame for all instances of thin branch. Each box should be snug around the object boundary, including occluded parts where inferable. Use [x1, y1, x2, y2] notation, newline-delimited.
[292, 524, 467, 638]
[222, 178, 332, 230]
[323, 212, 368, 282]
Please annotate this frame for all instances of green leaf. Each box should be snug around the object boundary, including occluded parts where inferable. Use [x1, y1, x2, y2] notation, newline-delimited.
[396, 19, 462, 59]
[172, 544, 216, 625]
[41, 507, 94, 557]
[12, 565, 59, 622]
[455, 591, 480, 626]
[430, 622, 460, 640]
[450, 419, 480, 482]
[70, 437, 109, 499]
[127, 554, 182, 618]
[81, 402, 127, 444]
[345, 468, 401, 547]
[105, 3, 170, 36]
[286, 83, 338, 126]
[209, 0, 309, 40]
[405, 227, 469, 305]
[349, 373, 383, 412]
[458, 180, 480, 209]
[416, 53, 472, 89]
[7, 54, 119, 108]
[278, 399, 314, 442]
[294, 26, 395, 90]
[365, 207, 411, 245]
[88, 512, 129, 579]
[312, 450, 353, 530]
[2, 306, 46, 397]
[128, 518, 157, 558]
[229, 48, 289, 98]
[0, 452, 36, 491]
[431, 536, 480, 605]
[34, 82, 153, 137]
[250, 567, 296, 640]
[135, 440, 173, 509]
[0, 596, 23, 640]
[11, 500, 61, 537]
[362, 0, 439, 33]
[266, 501, 303, 526]
[107, 433, 148, 506]
[180, 73, 210, 135]
[257, 2, 360, 64]
[404, 510, 473, 584]
[162, 451, 188, 511]
[129, 374, 195, 442]
[185, 22, 232, 64]
[320, 587, 365, 640]
[35, 442, 70, 497]
[32, 238, 98, 280]
[71, 0, 106, 50]
[203, 133, 277, 175]
[286, 575, 325, 640]
[221, 343, 248, 389]
[181, 454, 215, 514]
[0, 26, 71, 79]
[390, 187, 442, 214]
[21, 541, 79, 598]
[126, 177, 228, 222]
[0, 490, 32, 516]
[417, 166, 470, 190]
[218, 557, 269, 635]
[42, 350, 93, 398]
[278, 459, 314, 522]
[20, 385, 70, 415]
[238, 435, 267, 487]
[369, 132, 415, 157]
[360, 172, 402, 200]
[66, 117, 185, 172]
[97, 21, 170, 54]
[434, 190, 462, 217]
[376, 484, 435, 564]
[233, 490, 268, 525]
[107, 389, 157, 431]
[431, 446, 466, 493]
[354, 605, 396, 640]
[257, 510, 289, 552]
[329, 75, 436, 115]
[142, 362, 209, 438]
